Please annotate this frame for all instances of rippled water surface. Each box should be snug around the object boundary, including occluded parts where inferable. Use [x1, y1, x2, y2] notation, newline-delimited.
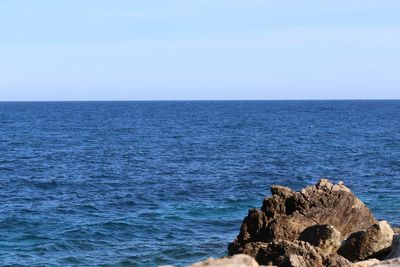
[0, 101, 399, 266]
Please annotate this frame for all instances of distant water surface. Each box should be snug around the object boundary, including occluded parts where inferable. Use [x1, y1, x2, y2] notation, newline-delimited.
[0, 100, 399, 266]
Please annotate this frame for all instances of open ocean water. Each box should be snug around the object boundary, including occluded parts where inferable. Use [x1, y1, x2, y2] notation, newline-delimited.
[0, 100, 399, 266]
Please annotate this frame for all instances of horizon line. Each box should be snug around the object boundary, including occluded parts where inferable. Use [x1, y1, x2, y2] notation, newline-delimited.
[0, 98, 400, 102]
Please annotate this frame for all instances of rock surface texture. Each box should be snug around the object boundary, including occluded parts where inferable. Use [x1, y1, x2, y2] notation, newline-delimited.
[228, 179, 397, 267]
[338, 221, 394, 262]
[299, 224, 342, 254]
[350, 258, 380, 267]
[189, 254, 260, 267]
[370, 257, 400, 266]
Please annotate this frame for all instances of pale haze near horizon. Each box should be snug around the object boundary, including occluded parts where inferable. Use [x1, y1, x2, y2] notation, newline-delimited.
[0, 0, 399, 101]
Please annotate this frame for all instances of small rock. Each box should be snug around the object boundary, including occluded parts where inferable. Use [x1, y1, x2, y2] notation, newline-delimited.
[370, 257, 400, 266]
[350, 258, 380, 267]
[230, 242, 269, 259]
[265, 212, 317, 242]
[189, 254, 259, 267]
[316, 178, 334, 190]
[338, 221, 394, 262]
[232, 240, 349, 267]
[299, 224, 341, 254]
[270, 186, 295, 198]
[236, 209, 269, 243]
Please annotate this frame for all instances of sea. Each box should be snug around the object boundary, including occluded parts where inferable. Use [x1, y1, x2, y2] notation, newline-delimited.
[0, 100, 399, 266]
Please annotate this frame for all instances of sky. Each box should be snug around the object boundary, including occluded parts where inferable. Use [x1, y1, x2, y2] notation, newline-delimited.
[0, 0, 399, 101]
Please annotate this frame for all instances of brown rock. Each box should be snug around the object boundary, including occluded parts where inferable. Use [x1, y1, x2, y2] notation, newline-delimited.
[262, 186, 297, 218]
[265, 212, 317, 242]
[229, 240, 349, 267]
[229, 179, 378, 266]
[338, 221, 394, 262]
[236, 209, 269, 243]
[230, 242, 270, 262]
[299, 224, 341, 254]
[262, 179, 377, 239]
[324, 256, 353, 267]
[295, 179, 376, 237]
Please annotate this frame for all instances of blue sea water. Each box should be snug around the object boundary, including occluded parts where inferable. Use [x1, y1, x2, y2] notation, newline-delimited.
[0, 100, 399, 266]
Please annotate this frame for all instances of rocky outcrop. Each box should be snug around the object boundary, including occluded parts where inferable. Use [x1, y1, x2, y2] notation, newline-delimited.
[338, 221, 394, 262]
[189, 254, 260, 267]
[231, 179, 376, 248]
[262, 179, 377, 238]
[165, 178, 398, 267]
[170, 179, 398, 267]
[228, 179, 396, 267]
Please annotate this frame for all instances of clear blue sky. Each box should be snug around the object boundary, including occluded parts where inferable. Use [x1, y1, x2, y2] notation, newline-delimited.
[0, 0, 399, 101]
